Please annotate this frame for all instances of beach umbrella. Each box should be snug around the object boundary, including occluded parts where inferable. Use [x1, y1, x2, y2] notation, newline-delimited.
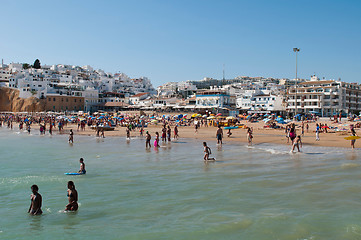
[191, 113, 198, 118]
[226, 116, 236, 120]
[202, 115, 208, 118]
[216, 113, 222, 116]
[321, 126, 329, 129]
[207, 116, 215, 119]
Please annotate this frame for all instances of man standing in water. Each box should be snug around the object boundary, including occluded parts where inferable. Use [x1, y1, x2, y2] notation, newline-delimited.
[216, 126, 223, 145]
[28, 185, 42, 215]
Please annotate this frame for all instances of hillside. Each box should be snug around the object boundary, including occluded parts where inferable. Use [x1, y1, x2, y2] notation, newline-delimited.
[0, 87, 45, 112]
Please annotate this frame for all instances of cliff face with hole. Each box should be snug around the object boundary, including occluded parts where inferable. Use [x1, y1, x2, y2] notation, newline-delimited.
[0, 87, 45, 112]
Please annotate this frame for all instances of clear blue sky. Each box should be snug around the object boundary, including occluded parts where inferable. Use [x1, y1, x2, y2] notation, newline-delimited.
[1, 0, 360, 86]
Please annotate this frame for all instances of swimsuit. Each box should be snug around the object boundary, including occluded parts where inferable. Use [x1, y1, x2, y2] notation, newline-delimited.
[217, 134, 221, 140]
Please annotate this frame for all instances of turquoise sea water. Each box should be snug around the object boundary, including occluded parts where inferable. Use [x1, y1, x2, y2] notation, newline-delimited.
[1, 128, 361, 240]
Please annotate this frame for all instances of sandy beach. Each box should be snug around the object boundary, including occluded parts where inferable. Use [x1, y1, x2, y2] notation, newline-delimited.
[30, 118, 358, 149]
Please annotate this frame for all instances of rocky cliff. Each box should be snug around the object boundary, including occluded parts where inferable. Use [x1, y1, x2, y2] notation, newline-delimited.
[0, 87, 45, 112]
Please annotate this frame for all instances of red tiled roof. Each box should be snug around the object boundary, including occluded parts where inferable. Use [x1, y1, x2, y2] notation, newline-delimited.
[131, 92, 148, 98]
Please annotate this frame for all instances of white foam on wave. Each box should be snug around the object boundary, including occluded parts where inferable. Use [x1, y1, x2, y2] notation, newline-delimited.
[341, 163, 360, 169]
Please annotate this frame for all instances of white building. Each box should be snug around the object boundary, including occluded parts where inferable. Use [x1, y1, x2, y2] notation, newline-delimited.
[0, 68, 11, 87]
[129, 92, 149, 105]
[250, 94, 284, 111]
[195, 90, 231, 109]
[287, 75, 361, 116]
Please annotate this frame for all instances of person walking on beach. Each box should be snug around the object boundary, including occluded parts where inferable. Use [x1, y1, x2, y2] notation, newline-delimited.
[65, 181, 78, 211]
[247, 127, 253, 146]
[78, 158, 86, 174]
[316, 124, 320, 141]
[306, 123, 309, 133]
[291, 135, 303, 153]
[203, 142, 215, 161]
[69, 129, 74, 143]
[194, 120, 199, 133]
[126, 128, 130, 139]
[146, 131, 151, 148]
[216, 126, 223, 145]
[350, 125, 357, 149]
[28, 185, 42, 215]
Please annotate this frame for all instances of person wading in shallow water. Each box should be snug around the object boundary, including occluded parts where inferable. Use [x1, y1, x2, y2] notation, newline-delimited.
[145, 131, 151, 148]
[28, 185, 42, 215]
[65, 181, 78, 211]
[69, 129, 74, 143]
[216, 126, 223, 145]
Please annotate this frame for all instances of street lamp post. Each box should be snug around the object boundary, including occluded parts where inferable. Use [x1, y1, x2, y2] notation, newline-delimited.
[293, 48, 300, 117]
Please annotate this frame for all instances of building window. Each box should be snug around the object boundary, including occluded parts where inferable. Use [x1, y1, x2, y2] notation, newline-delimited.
[48, 98, 51, 101]
[74, 99, 77, 102]
[53, 98, 56, 101]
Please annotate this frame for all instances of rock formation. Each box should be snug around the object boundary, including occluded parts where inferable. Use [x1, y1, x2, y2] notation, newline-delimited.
[0, 87, 45, 112]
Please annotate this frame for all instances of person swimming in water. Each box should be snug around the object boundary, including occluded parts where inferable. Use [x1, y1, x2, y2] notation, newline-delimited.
[203, 142, 215, 161]
[28, 185, 42, 215]
[65, 181, 78, 211]
[77, 158, 86, 174]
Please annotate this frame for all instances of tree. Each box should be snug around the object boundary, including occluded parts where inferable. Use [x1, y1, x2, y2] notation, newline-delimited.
[23, 63, 31, 69]
[33, 59, 41, 69]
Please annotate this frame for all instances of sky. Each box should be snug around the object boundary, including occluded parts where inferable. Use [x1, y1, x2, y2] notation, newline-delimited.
[1, 0, 360, 86]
